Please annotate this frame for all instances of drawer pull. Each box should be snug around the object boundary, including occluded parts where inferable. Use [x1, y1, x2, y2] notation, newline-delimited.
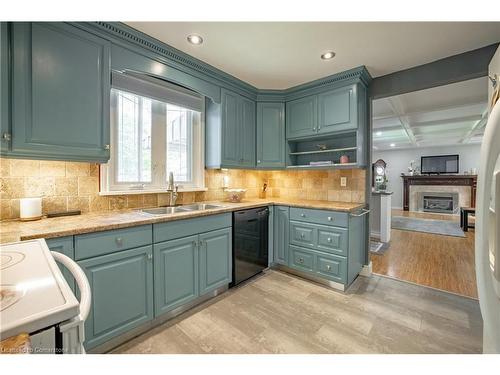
[300, 233, 305, 238]
[327, 237, 332, 242]
[301, 213, 306, 217]
[327, 216, 333, 221]
[298, 258, 304, 263]
[326, 265, 331, 270]
[115, 237, 123, 246]
[147, 253, 153, 260]
[192, 240, 198, 248]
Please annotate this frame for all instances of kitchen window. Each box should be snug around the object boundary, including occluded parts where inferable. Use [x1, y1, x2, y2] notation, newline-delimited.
[100, 73, 205, 194]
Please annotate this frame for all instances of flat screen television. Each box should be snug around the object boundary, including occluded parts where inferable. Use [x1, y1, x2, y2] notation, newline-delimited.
[421, 154, 459, 174]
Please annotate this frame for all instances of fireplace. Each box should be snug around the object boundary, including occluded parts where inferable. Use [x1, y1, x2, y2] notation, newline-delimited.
[419, 192, 459, 214]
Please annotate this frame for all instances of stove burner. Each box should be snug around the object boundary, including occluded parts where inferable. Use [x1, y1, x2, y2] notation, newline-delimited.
[0, 251, 25, 270]
[0, 285, 26, 311]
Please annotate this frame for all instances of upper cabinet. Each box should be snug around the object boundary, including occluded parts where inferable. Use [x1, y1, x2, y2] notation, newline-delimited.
[317, 85, 357, 134]
[286, 95, 318, 139]
[256, 102, 286, 168]
[3, 23, 111, 162]
[206, 88, 256, 169]
[286, 85, 358, 140]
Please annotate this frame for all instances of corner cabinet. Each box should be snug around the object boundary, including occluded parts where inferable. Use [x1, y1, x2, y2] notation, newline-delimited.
[5, 22, 111, 162]
[256, 102, 286, 168]
[206, 88, 256, 169]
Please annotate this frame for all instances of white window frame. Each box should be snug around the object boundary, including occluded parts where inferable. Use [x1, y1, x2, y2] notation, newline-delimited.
[100, 87, 206, 195]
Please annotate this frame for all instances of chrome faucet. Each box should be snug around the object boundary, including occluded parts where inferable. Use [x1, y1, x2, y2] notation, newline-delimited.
[166, 172, 179, 207]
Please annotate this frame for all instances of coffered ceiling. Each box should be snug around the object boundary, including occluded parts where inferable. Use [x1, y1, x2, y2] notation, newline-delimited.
[372, 77, 488, 150]
[126, 22, 500, 89]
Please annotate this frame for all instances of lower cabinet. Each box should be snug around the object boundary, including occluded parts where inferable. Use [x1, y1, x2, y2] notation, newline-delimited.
[45, 236, 76, 293]
[289, 245, 347, 284]
[78, 245, 154, 350]
[153, 226, 232, 316]
[199, 228, 232, 295]
[273, 206, 289, 265]
[154, 235, 199, 316]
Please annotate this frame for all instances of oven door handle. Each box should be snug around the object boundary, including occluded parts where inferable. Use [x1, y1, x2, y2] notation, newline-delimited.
[51, 251, 91, 322]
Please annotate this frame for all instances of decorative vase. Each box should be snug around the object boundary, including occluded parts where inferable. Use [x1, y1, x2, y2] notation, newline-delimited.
[340, 155, 349, 164]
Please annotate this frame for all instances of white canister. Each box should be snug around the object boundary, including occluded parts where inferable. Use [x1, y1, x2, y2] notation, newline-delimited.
[20, 197, 42, 221]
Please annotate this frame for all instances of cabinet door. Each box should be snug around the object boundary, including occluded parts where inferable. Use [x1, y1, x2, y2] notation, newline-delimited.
[199, 228, 232, 295]
[154, 235, 199, 316]
[273, 206, 289, 265]
[78, 245, 153, 350]
[256, 102, 285, 168]
[10, 22, 110, 162]
[318, 85, 357, 134]
[0, 23, 9, 153]
[239, 97, 256, 167]
[286, 95, 317, 139]
[220, 88, 241, 167]
[45, 237, 75, 293]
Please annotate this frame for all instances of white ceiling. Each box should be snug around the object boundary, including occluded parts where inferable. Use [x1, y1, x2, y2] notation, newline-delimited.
[372, 77, 488, 151]
[126, 22, 500, 89]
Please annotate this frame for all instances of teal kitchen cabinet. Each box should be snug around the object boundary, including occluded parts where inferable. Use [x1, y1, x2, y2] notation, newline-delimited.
[240, 96, 256, 167]
[206, 88, 256, 168]
[256, 102, 285, 168]
[46, 236, 75, 293]
[7, 22, 110, 162]
[317, 85, 357, 134]
[78, 245, 154, 350]
[273, 206, 289, 265]
[199, 228, 232, 295]
[0, 23, 9, 149]
[153, 236, 199, 316]
[286, 95, 317, 139]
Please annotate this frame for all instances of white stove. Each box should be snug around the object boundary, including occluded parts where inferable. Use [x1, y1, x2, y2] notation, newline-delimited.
[0, 239, 90, 354]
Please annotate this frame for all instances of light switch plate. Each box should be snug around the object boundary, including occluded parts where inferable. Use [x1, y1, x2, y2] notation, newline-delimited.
[340, 177, 347, 187]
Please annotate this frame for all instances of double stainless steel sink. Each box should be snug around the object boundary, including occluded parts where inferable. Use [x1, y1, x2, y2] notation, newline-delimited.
[139, 203, 225, 216]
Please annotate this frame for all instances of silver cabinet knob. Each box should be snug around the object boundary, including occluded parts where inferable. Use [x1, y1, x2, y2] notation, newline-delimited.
[327, 216, 333, 221]
[147, 253, 153, 260]
[257, 160, 261, 164]
[312, 127, 316, 131]
[193, 240, 198, 248]
[327, 237, 332, 242]
[104, 144, 110, 150]
[115, 237, 123, 246]
[326, 265, 331, 270]
[301, 213, 306, 217]
[2, 133, 11, 141]
[299, 258, 304, 263]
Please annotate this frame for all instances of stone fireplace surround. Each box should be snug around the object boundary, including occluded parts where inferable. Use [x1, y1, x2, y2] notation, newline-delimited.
[409, 185, 470, 213]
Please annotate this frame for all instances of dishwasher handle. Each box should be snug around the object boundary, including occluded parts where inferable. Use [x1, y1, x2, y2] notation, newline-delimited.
[51, 251, 91, 322]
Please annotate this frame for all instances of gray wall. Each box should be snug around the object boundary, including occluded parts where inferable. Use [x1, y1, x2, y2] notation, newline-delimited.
[373, 144, 482, 209]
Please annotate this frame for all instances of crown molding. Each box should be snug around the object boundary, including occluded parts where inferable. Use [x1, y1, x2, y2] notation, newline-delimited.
[76, 22, 372, 103]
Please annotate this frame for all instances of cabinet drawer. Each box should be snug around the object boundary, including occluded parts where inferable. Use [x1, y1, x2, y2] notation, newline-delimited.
[290, 222, 315, 248]
[289, 245, 314, 272]
[290, 207, 348, 228]
[316, 227, 347, 256]
[290, 221, 348, 256]
[154, 213, 231, 243]
[316, 253, 347, 283]
[75, 225, 152, 260]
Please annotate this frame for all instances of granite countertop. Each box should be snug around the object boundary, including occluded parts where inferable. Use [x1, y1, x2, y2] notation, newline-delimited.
[0, 199, 365, 244]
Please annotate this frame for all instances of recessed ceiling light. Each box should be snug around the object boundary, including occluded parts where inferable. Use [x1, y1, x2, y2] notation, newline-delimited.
[187, 34, 203, 45]
[376, 131, 382, 136]
[390, 143, 396, 147]
[321, 51, 336, 60]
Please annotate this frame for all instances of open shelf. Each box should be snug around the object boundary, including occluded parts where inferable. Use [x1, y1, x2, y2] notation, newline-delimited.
[287, 131, 358, 168]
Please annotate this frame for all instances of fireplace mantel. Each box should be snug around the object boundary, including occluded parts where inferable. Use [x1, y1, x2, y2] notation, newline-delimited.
[401, 174, 477, 211]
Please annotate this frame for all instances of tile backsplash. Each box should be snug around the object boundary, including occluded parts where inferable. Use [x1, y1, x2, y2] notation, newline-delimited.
[0, 158, 365, 220]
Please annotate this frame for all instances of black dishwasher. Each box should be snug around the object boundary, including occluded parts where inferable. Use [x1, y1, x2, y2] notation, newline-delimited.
[231, 207, 269, 287]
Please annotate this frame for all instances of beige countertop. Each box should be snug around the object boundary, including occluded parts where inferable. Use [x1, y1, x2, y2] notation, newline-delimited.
[0, 199, 364, 244]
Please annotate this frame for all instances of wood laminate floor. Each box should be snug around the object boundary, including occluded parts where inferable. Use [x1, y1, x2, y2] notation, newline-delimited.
[370, 209, 477, 298]
[113, 270, 482, 354]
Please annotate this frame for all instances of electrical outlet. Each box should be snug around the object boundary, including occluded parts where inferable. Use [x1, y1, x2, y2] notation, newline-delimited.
[340, 177, 347, 187]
